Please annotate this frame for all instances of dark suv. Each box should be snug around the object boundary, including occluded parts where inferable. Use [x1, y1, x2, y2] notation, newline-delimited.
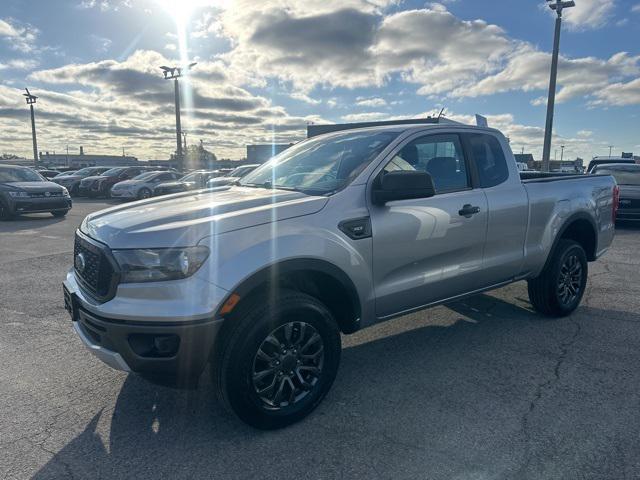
[0, 164, 72, 219]
[79, 166, 154, 198]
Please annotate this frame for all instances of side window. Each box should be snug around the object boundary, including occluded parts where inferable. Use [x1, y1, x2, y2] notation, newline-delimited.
[383, 134, 469, 193]
[157, 173, 171, 181]
[467, 134, 509, 188]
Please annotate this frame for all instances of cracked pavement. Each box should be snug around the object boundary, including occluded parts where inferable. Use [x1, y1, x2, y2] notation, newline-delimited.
[1, 200, 640, 479]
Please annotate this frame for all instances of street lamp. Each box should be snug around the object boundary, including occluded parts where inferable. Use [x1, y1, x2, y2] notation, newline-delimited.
[23, 88, 39, 167]
[160, 62, 197, 170]
[560, 145, 565, 162]
[541, 0, 576, 172]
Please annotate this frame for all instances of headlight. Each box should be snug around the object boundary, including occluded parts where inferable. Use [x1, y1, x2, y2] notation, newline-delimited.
[62, 187, 70, 197]
[8, 191, 29, 198]
[112, 246, 210, 283]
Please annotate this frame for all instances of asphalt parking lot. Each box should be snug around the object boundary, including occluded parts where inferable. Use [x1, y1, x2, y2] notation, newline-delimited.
[1, 199, 640, 479]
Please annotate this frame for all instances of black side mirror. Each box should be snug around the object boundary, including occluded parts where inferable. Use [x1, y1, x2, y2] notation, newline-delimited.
[372, 170, 436, 205]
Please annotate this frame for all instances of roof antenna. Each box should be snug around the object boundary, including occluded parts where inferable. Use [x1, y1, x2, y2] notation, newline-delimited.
[436, 108, 446, 121]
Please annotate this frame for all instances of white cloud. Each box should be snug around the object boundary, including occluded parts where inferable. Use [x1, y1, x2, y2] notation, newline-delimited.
[290, 92, 321, 105]
[90, 34, 112, 53]
[0, 18, 38, 52]
[356, 97, 387, 107]
[590, 78, 640, 106]
[3, 50, 328, 159]
[215, 3, 640, 106]
[341, 112, 389, 122]
[632, 3, 640, 13]
[78, 0, 132, 12]
[557, 0, 617, 30]
[0, 59, 39, 70]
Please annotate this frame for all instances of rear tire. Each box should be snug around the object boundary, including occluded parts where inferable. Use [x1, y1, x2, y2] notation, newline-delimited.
[213, 290, 341, 429]
[527, 239, 588, 317]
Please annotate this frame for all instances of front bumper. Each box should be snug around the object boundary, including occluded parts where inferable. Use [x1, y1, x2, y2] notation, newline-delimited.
[110, 189, 136, 199]
[64, 268, 228, 383]
[11, 197, 71, 214]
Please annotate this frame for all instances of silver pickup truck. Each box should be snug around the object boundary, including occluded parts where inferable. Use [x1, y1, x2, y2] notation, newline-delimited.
[63, 123, 618, 429]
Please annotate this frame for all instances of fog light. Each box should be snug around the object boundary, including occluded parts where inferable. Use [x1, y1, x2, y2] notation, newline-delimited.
[128, 334, 180, 358]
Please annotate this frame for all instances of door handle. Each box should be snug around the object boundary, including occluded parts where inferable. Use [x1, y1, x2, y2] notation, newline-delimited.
[459, 204, 481, 217]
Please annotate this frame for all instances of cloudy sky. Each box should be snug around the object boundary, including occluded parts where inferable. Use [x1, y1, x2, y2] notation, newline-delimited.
[0, 0, 639, 161]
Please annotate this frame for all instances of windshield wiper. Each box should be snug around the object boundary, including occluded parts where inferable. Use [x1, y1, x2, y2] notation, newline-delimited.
[241, 181, 328, 196]
[242, 181, 273, 189]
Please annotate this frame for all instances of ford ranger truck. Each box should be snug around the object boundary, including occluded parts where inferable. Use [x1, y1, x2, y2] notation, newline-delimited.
[63, 123, 618, 429]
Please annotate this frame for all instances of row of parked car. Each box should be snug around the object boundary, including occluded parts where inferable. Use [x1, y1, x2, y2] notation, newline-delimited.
[0, 162, 261, 220]
[50, 164, 260, 200]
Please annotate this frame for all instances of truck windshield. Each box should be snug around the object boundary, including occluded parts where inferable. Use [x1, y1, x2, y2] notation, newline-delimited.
[240, 131, 399, 194]
[0, 167, 45, 183]
[595, 167, 640, 186]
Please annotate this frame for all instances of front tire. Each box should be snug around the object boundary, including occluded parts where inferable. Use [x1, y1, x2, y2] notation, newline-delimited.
[137, 187, 152, 200]
[213, 290, 341, 429]
[528, 239, 588, 317]
[51, 210, 69, 218]
[0, 202, 14, 220]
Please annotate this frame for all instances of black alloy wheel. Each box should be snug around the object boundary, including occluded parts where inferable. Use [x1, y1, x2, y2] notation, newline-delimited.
[556, 253, 583, 307]
[213, 290, 341, 429]
[251, 321, 325, 410]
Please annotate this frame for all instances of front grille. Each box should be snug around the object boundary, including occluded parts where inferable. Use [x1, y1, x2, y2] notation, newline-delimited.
[74, 232, 118, 301]
[29, 191, 63, 198]
[619, 198, 640, 209]
[16, 200, 69, 212]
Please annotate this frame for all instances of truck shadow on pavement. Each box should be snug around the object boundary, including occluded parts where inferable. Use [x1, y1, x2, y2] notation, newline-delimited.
[32, 294, 640, 479]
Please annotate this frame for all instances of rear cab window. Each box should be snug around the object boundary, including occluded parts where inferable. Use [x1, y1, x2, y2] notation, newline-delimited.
[465, 133, 509, 188]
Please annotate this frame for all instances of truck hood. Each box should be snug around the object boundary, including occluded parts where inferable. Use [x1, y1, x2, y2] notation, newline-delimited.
[81, 186, 328, 249]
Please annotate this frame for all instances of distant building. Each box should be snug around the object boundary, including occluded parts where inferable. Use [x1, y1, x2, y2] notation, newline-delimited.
[247, 144, 292, 163]
[514, 153, 534, 171]
[528, 158, 584, 173]
[39, 146, 138, 168]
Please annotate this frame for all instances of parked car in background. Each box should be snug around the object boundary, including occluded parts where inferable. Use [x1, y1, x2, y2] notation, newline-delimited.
[153, 170, 222, 196]
[36, 169, 62, 179]
[64, 123, 617, 429]
[53, 170, 76, 178]
[594, 163, 640, 221]
[0, 164, 72, 219]
[53, 166, 111, 196]
[80, 166, 154, 198]
[587, 157, 636, 173]
[206, 164, 260, 188]
[110, 171, 183, 200]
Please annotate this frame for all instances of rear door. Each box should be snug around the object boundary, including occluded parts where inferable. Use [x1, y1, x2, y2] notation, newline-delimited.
[370, 132, 489, 319]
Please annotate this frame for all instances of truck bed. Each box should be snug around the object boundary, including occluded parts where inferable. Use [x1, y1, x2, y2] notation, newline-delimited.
[520, 171, 594, 182]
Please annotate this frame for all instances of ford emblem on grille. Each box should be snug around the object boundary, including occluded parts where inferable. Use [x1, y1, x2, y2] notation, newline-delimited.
[75, 252, 86, 273]
[45, 191, 51, 197]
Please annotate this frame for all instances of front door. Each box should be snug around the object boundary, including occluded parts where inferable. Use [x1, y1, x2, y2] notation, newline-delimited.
[370, 133, 488, 319]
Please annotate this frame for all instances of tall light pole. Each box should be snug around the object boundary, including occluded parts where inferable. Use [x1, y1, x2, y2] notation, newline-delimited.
[608, 145, 614, 158]
[23, 88, 39, 167]
[541, 0, 575, 172]
[560, 145, 565, 161]
[160, 62, 196, 170]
